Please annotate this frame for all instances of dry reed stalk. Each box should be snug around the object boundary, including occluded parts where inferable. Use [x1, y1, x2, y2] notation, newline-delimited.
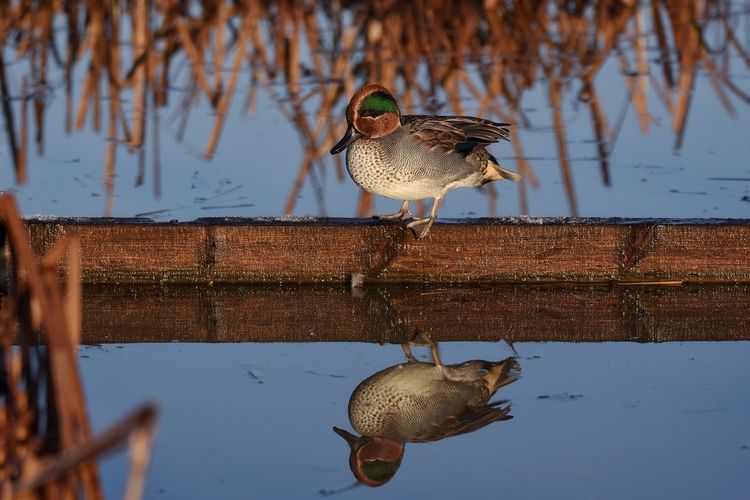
[213, 2, 228, 92]
[649, 71, 675, 113]
[175, 19, 215, 104]
[285, 8, 301, 96]
[506, 118, 537, 215]
[651, 1, 675, 91]
[723, 17, 750, 67]
[104, 83, 118, 217]
[329, 122, 347, 182]
[1, 0, 748, 218]
[1, 194, 158, 499]
[411, 199, 425, 218]
[136, 130, 146, 186]
[129, 0, 148, 148]
[32, 91, 44, 157]
[18, 77, 28, 184]
[500, 117, 536, 198]
[705, 61, 737, 116]
[284, 146, 315, 215]
[460, 75, 494, 121]
[584, 84, 612, 186]
[92, 71, 102, 132]
[672, 35, 700, 147]
[277, 16, 356, 214]
[485, 183, 498, 217]
[302, 8, 322, 75]
[245, 78, 257, 117]
[355, 191, 374, 218]
[549, 78, 579, 217]
[0, 52, 22, 184]
[634, 6, 651, 134]
[74, 70, 94, 130]
[460, 74, 537, 214]
[248, 8, 272, 71]
[152, 87, 162, 198]
[581, 5, 636, 86]
[16, 405, 157, 498]
[175, 80, 198, 142]
[312, 26, 358, 138]
[204, 11, 251, 159]
[74, 6, 105, 131]
[33, 5, 52, 156]
[0, 194, 102, 498]
[64, 2, 80, 134]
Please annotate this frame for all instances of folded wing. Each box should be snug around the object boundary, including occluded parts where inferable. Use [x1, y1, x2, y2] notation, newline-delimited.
[402, 115, 511, 154]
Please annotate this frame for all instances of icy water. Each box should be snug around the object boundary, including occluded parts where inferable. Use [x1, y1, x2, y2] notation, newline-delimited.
[79, 341, 750, 500]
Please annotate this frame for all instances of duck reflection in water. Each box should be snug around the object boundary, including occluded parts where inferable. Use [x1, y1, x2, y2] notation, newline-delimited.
[333, 341, 520, 487]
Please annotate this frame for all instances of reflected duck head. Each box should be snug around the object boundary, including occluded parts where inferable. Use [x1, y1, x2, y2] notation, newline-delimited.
[333, 426, 404, 487]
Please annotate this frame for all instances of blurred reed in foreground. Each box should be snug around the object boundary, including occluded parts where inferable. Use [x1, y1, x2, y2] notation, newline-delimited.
[0, 194, 157, 499]
[0, 0, 748, 216]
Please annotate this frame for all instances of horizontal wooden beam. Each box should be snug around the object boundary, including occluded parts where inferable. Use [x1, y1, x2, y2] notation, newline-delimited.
[24, 217, 750, 284]
[78, 284, 750, 343]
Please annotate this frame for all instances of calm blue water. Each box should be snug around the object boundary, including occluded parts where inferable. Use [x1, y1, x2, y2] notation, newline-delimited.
[80, 341, 750, 499]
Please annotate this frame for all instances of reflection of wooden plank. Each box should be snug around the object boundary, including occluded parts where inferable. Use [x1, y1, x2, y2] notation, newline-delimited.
[80, 285, 750, 344]
[26, 218, 750, 284]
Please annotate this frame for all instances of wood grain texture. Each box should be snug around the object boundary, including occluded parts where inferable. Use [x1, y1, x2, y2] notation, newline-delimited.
[80, 284, 750, 343]
[23, 217, 750, 284]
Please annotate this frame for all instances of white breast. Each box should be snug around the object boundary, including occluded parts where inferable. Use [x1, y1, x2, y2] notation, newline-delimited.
[345, 131, 479, 201]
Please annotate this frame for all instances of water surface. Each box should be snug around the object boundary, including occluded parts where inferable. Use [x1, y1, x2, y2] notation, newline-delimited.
[80, 341, 750, 499]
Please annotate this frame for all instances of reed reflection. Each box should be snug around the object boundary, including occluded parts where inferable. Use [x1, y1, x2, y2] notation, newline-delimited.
[0, 1, 748, 216]
[333, 340, 520, 487]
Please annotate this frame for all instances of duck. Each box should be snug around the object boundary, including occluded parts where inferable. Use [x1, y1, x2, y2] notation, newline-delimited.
[333, 342, 519, 486]
[330, 84, 520, 239]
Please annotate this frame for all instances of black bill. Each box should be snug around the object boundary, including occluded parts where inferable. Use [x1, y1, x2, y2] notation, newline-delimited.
[330, 126, 360, 155]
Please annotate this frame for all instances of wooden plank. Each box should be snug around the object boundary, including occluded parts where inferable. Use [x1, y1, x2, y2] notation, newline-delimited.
[23, 217, 750, 284]
[78, 284, 750, 343]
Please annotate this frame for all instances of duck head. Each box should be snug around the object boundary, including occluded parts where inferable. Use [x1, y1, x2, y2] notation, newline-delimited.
[330, 84, 401, 154]
[333, 426, 405, 487]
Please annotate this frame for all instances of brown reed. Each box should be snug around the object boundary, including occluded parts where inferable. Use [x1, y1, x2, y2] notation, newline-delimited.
[0, 194, 157, 499]
[0, 0, 747, 216]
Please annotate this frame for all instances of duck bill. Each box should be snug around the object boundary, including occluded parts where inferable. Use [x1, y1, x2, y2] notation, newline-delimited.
[330, 126, 360, 155]
[333, 426, 360, 450]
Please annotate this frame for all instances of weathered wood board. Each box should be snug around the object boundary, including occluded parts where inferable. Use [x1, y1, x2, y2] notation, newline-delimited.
[79, 284, 750, 343]
[23, 217, 750, 284]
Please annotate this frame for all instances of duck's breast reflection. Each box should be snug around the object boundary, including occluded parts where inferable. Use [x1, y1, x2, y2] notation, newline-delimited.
[348, 358, 518, 443]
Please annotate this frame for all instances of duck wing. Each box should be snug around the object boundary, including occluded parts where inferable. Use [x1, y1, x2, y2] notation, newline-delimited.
[402, 115, 510, 155]
[409, 402, 513, 443]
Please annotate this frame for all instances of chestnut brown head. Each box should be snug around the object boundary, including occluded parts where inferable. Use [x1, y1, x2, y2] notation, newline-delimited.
[330, 84, 401, 154]
[333, 426, 404, 487]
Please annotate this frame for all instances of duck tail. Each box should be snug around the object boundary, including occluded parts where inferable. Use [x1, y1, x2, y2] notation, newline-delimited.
[485, 357, 521, 393]
[485, 156, 521, 182]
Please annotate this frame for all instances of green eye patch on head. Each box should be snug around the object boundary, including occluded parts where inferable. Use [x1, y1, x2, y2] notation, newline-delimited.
[359, 92, 399, 117]
[360, 457, 402, 483]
